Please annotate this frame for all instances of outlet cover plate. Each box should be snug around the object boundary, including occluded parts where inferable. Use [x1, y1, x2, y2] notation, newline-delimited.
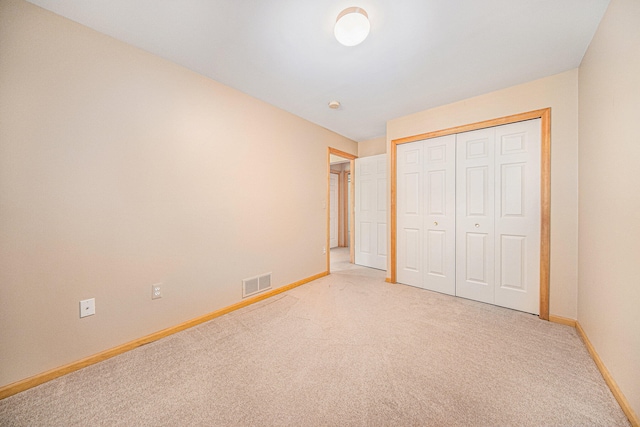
[80, 298, 95, 318]
[152, 284, 162, 300]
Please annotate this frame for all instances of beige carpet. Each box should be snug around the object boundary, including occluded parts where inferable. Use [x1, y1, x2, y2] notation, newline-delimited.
[0, 252, 630, 426]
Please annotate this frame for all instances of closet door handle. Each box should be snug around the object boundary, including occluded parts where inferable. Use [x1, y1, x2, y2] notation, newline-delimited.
[434, 222, 438, 226]
[475, 223, 480, 228]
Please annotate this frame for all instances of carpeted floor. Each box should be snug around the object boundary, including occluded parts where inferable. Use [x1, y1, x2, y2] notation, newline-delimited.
[0, 249, 630, 426]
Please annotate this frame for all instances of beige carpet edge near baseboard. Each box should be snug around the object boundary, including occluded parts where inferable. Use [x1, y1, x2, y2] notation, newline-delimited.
[2, 281, 637, 427]
[0, 271, 328, 400]
[549, 314, 637, 426]
[575, 321, 639, 427]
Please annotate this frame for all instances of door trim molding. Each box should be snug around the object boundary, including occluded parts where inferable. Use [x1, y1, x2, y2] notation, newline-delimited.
[390, 108, 551, 320]
[328, 147, 357, 272]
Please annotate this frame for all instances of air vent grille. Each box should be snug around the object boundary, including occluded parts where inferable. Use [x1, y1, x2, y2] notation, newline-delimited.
[242, 272, 272, 298]
[258, 274, 271, 291]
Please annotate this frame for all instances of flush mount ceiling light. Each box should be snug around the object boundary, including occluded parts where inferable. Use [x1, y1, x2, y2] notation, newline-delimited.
[334, 7, 370, 46]
[328, 100, 341, 109]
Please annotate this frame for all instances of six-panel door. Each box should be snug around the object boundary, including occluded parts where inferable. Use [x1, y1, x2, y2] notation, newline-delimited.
[355, 154, 388, 270]
[424, 136, 456, 295]
[396, 143, 424, 286]
[493, 120, 540, 313]
[396, 119, 541, 314]
[455, 127, 496, 304]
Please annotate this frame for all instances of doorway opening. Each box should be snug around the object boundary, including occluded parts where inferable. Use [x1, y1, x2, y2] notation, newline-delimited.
[327, 147, 357, 273]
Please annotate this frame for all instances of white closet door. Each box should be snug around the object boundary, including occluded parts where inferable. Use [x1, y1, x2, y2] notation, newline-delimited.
[423, 135, 456, 295]
[456, 128, 496, 304]
[329, 173, 339, 248]
[494, 119, 541, 314]
[396, 119, 541, 314]
[396, 143, 423, 286]
[355, 154, 387, 270]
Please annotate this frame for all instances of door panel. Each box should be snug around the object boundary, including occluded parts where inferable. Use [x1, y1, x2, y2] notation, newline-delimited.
[500, 234, 526, 290]
[396, 143, 423, 286]
[359, 222, 371, 253]
[494, 119, 540, 314]
[329, 173, 339, 248]
[395, 119, 541, 315]
[405, 172, 420, 214]
[466, 232, 489, 283]
[423, 135, 456, 295]
[427, 170, 445, 215]
[456, 128, 495, 304]
[397, 135, 455, 294]
[403, 228, 420, 272]
[466, 166, 489, 216]
[426, 230, 445, 276]
[355, 154, 387, 270]
[501, 163, 526, 216]
[377, 223, 387, 257]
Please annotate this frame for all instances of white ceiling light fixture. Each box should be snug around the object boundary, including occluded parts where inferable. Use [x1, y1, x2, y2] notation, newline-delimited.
[328, 100, 341, 109]
[334, 7, 370, 47]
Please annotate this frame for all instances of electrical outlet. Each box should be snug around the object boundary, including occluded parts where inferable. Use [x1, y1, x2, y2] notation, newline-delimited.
[79, 298, 95, 318]
[323, 246, 326, 254]
[152, 284, 162, 300]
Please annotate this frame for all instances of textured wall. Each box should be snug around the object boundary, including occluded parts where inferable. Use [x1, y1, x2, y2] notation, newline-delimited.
[578, 0, 640, 417]
[358, 137, 387, 157]
[0, 0, 356, 387]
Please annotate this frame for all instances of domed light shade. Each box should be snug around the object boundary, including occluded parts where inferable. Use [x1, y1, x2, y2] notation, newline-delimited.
[334, 7, 370, 46]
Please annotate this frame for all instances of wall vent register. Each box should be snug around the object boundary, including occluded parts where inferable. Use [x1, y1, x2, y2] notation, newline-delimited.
[242, 273, 272, 298]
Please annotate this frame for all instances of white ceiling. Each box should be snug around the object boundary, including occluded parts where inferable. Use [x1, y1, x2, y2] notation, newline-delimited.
[26, 0, 610, 142]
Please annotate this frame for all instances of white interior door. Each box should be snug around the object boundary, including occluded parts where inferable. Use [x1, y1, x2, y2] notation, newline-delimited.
[455, 127, 496, 304]
[424, 135, 456, 295]
[397, 136, 456, 295]
[493, 120, 541, 314]
[396, 119, 541, 314]
[347, 173, 351, 244]
[329, 172, 339, 248]
[396, 143, 423, 286]
[355, 154, 387, 270]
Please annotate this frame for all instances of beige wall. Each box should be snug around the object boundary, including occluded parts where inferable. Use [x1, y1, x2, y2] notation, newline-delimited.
[0, 0, 356, 388]
[387, 69, 579, 319]
[578, 0, 640, 416]
[358, 136, 386, 157]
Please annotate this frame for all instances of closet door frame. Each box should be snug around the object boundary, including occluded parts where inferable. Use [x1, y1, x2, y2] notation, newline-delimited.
[389, 108, 551, 320]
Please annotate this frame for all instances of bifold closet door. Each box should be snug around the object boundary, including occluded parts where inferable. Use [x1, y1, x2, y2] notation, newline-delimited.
[423, 135, 456, 295]
[396, 142, 423, 286]
[493, 120, 540, 313]
[396, 135, 455, 294]
[455, 128, 496, 304]
[397, 119, 541, 315]
[455, 120, 541, 314]
[355, 154, 387, 270]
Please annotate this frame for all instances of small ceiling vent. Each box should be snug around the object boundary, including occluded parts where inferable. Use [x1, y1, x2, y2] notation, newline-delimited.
[242, 272, 272, 298]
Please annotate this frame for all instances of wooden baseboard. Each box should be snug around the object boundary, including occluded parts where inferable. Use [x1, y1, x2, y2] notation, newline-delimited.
[576, 321, 639, 427]
[0, 271, 328, 400]
[385, 277, 393, 283]
[544, 315, 637, 426]
[549, 315, 577, 327]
